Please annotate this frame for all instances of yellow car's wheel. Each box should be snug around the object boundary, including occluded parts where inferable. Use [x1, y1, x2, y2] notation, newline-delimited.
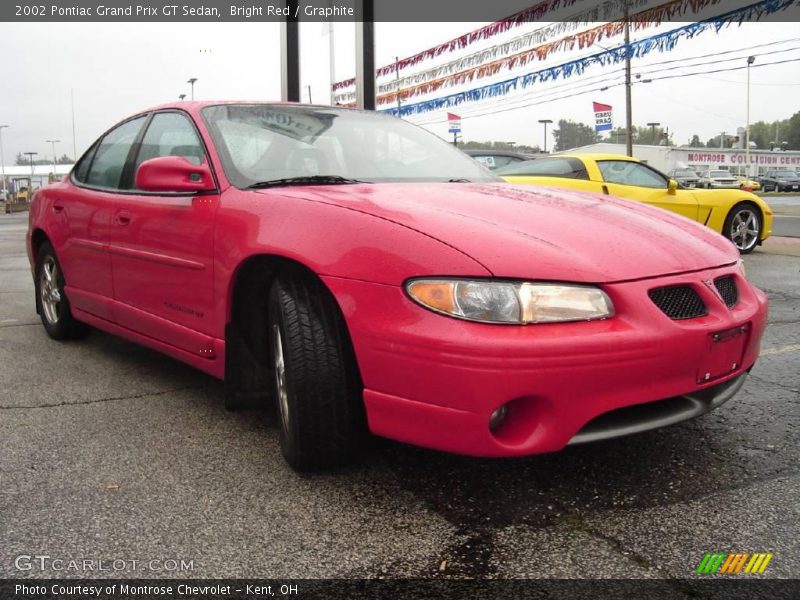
[724, 202, 761, 254]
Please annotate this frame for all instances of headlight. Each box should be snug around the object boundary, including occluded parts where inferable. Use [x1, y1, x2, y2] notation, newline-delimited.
[406, 279, 614, 324]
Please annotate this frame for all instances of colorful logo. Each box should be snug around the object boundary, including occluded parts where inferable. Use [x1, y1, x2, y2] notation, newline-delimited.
[696, 552, 773, 575]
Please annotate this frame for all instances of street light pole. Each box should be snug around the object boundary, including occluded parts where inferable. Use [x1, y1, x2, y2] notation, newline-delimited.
[24, 151, 38, 193]
[538, 119, 553, 153]
[0, 125, 8, 195]
[46, 139, 60, 175]
[646, 122, 660, 145]
[746, 56, 755, 178]
[187, 78, 198, 100]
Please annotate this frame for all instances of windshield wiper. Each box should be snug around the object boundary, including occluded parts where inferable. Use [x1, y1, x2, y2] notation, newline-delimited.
[447, 178, 472, 183]
[248, 175, 367, 189]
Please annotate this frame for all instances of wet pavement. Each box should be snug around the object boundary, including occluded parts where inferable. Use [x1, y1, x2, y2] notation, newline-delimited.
[1, 211, 798, 585]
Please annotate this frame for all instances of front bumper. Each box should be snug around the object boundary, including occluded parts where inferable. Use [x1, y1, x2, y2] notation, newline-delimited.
[323, 265, 767, 457]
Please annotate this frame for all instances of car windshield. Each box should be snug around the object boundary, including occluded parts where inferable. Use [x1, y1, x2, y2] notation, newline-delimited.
[674, 169, 697, 176]
[710, 171, 731, 178]
[775, 172, 793, 179]
[201, 104, 501, 188]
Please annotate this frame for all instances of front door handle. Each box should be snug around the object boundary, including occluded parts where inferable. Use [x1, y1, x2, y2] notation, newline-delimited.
[115, 210, 131, 226]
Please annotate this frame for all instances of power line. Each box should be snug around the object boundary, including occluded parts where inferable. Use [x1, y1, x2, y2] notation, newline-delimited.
[406, 56, 800, 127]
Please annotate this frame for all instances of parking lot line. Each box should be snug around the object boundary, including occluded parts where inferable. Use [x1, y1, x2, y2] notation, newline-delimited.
[760, 343, 800, 357]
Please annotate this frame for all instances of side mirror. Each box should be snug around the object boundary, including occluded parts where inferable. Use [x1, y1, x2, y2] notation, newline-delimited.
[667, 179, 678, 195]
[135, 156, 215, 193]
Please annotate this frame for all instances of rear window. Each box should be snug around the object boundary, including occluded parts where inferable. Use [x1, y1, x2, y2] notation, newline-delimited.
[496, 157, 588, 179]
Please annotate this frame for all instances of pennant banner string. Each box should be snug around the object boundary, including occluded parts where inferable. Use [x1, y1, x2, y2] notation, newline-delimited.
[333, 0, 722, 105]
[378, 0, 794, 117]
[332, 0, 641, 91]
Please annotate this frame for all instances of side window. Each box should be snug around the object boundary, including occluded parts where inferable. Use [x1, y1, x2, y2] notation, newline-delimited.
[72, 141, 99, 184]
[85, 116, 147, 189]
[491, 156, 516, 169]
[133, 112, 206, 178]
[598, 161, 667, 189]
[475, 156, 496, 169]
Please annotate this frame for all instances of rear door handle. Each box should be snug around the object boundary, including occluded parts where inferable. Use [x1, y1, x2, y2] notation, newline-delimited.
[115, 210, 131, 226]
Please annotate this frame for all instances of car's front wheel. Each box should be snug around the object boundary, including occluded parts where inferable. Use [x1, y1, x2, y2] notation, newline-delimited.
[35, 242, 89, 340]
[268, 270, 366, 471]
[723, 203, 761, 254]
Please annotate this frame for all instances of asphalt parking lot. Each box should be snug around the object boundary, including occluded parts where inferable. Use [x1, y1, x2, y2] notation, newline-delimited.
[0, 209, 798, 584]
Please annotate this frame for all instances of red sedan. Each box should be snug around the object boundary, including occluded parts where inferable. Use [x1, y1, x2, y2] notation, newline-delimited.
[27, 102, 767, 470]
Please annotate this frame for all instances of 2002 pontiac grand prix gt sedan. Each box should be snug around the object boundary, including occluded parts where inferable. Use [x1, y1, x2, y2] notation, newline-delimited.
[27, 102, 768, 470]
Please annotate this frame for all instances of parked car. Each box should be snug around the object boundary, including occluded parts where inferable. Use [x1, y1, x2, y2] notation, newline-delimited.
[28, 103, 767, 470]
[759, 170, 800, 192]
[697, 170, 739, 189]
[736, 176, 761, 192]
[668, 168, 701, 188]
[464, 149, 535, 170]
[497, 154, 772, 254]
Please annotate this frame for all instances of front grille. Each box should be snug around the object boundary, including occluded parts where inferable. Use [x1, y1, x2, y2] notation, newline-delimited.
[714, 276, 739, 308]
[648, 285, 707, 320]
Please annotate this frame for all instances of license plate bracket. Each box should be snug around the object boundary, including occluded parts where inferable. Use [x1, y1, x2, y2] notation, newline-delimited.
[696, 324, 749, 383]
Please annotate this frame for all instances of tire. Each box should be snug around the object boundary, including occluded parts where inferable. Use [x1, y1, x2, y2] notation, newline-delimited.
[35, 242, 89, 340]
[268, 270, 366, 471]
[723, 202, 762, 255]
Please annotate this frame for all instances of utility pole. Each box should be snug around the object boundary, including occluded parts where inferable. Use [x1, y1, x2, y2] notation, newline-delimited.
[395, 56, 401, 116]
[187, 78, 198, 100]
[624, 1, 633, 157]
[538, 119, 553, 153]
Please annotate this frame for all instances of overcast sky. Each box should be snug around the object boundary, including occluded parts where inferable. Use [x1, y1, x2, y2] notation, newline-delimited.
[1, 15, 798, 164]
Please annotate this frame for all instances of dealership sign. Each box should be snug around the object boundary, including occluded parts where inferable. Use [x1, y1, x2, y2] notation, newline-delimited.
[447, 113, 461, 134]
[593, 102, 613, 132]
[687, 152, 800, 166]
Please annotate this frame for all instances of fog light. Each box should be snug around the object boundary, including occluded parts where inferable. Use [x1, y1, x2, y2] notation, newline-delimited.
[489, 405, 508, 431]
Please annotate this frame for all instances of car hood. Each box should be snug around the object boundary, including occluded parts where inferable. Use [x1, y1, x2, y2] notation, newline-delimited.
[256, 183, 737, 283]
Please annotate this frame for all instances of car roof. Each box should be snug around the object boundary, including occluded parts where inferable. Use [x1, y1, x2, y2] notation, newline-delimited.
[464, 149, 533, 158]
[553, 153, 641, 162]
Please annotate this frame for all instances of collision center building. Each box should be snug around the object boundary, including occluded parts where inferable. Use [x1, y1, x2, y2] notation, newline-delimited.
[571, 142, 800, 177]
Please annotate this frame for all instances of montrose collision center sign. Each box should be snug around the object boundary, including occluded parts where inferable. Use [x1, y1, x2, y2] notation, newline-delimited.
[687, 152, 800, 166]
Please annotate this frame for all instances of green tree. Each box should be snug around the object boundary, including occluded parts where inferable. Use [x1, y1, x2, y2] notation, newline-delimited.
[458, 140, 541, 153]
[785, 111, 800, 150]
[607, 127, 633, 145]
[15, 152, 50, 166]
[553, 120, 600, 151]
[688, 134, 704, 148]
[706, 134, 736, 149]
[635, 125, 670, 146]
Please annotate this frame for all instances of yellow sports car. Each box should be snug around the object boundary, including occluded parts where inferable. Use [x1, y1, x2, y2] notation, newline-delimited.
[737, 177, 761, 192]
[497, 154, 772, 253]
